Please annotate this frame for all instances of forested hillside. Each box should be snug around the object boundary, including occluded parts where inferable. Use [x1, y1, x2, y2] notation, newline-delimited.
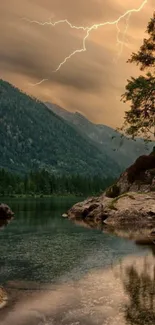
[0, 79, 121, 177]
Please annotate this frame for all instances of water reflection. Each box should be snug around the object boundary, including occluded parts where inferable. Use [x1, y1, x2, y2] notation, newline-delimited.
[0, 253, 155, 324]
[1, 198, 155, 324]
[0, 198, 143, 285]
[72, 218, 155, 253]
[123, 257, 155, 325]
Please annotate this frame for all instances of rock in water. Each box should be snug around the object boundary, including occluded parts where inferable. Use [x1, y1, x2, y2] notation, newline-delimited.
[62, 213, 68, 218]
[0, 204, 14, 308]
[0, 287, 8, 309]
[0, 203, 14, 228]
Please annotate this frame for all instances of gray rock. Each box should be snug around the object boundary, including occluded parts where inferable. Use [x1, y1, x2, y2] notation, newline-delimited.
[0, 203, 14, 228]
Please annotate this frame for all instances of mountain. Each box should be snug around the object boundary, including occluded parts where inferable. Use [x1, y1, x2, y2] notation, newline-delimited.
[46, 102, 154, 169]
[0, 79, 121, 177]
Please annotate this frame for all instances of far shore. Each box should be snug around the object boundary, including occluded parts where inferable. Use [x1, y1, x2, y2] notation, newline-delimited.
[0, 194, 86, 199]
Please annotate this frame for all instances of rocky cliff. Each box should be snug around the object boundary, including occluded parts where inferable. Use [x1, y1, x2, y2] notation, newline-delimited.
[106, 148, 155, 197]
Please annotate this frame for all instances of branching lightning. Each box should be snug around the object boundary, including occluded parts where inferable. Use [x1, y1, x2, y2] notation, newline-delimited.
[116, 13, 131, 50]
[22, 0, 148, 86]
[114, 12, 131, 62]
[29, 78, 48, 87]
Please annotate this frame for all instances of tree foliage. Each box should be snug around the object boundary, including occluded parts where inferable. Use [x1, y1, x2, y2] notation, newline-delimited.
[121, 12, 155, 139]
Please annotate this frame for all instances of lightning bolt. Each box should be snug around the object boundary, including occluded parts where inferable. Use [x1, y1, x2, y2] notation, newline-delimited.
[28, 78, 48, 86]
[22, 0, 148, 86]
[114, 12, 131, 62]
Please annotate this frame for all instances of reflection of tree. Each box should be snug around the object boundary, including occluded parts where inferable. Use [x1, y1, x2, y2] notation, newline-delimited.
[149, 246, 155, 257]
[123, 260, 155, 325]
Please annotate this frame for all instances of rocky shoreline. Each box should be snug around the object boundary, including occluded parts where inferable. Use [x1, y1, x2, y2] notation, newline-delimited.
[65, 151, 155, 242]
[67, 192, 155, 228]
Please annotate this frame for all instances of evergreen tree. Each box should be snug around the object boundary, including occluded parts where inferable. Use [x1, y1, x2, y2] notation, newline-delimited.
[121, 13, 155, 139]
[0, 168, 115, 197]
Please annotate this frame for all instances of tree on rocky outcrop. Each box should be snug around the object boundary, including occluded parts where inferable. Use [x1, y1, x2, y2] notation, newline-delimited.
[121, 12, 155, 140]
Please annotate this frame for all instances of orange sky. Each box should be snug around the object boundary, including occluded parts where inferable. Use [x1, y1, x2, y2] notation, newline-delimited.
[0, 0, 154, 127]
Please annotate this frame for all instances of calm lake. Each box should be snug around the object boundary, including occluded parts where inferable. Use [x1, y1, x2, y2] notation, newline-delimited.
[0, 197, 155, 325]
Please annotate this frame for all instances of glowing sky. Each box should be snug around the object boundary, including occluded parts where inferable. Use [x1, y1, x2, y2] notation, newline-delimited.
[0, 0, 154, 127]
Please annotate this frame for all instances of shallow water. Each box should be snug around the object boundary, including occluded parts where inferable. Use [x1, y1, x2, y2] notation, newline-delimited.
[0, 197, 154, 324]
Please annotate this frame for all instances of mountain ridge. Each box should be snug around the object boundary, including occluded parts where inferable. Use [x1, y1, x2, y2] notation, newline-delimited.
[45, 102, 154, 169]
[0, 79, 121, 177]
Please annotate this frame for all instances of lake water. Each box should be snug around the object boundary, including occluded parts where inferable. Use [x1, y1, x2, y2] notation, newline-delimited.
[0, 197, 155, 325]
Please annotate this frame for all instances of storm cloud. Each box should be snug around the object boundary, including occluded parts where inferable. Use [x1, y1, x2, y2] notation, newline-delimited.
[0, 0, 154, 126]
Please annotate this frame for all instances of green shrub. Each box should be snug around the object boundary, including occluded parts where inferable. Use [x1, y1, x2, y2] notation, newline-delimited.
[106, 184, 120, 198]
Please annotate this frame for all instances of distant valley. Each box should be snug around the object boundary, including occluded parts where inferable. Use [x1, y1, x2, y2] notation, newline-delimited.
[46, 102, 154, 170]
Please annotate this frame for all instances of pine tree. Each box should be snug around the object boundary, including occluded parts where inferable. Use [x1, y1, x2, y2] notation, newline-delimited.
[121, 12, 155, 139]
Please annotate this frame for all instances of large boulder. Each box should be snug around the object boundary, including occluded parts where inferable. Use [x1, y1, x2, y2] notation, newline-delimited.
[66, 192, 155, 233]
[0, 287, 8, 309]
[0, 203, 14, 228]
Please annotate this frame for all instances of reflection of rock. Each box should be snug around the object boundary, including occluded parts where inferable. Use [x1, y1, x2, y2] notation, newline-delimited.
[0, 203, 14, 228]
